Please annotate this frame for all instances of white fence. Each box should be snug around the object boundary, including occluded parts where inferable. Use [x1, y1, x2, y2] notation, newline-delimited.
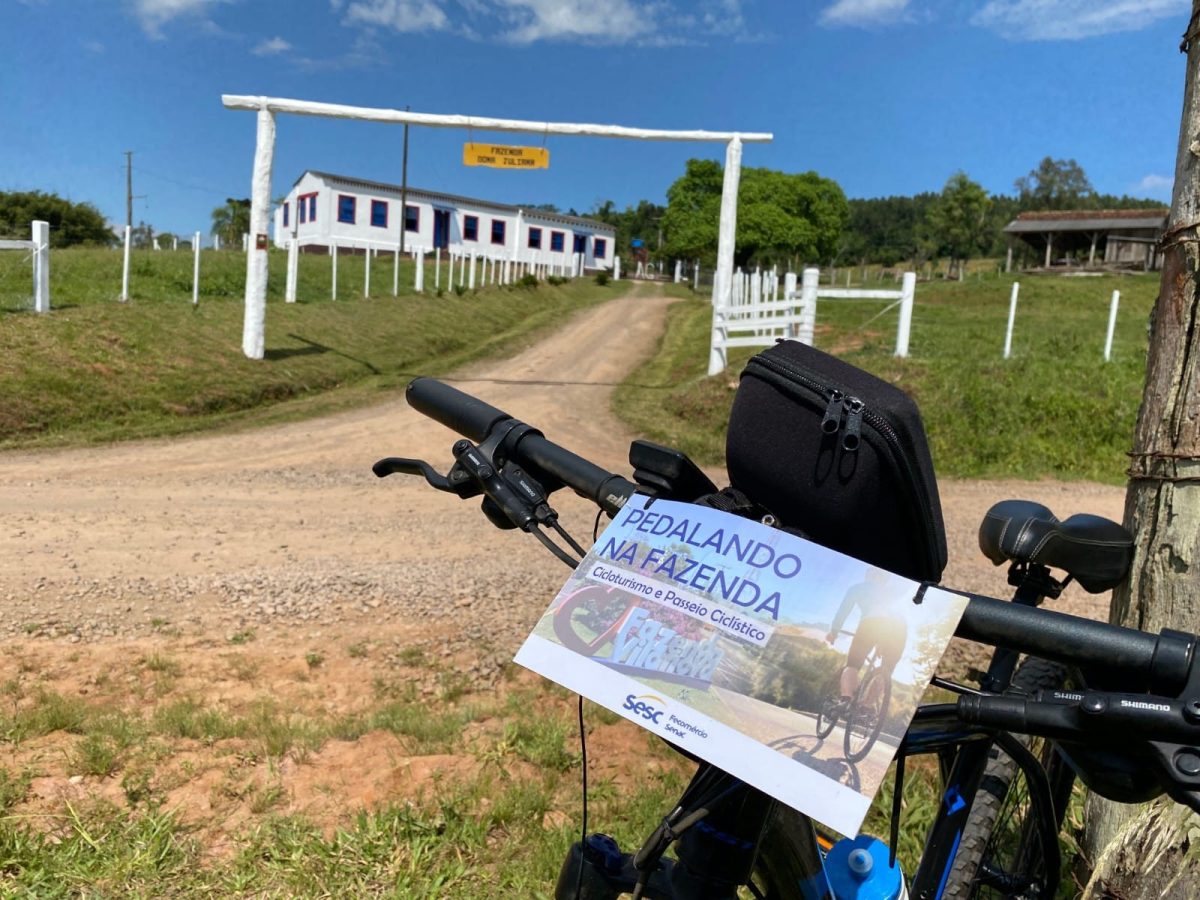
[708, 266, 916, 375]
[0, 220, 50, 313]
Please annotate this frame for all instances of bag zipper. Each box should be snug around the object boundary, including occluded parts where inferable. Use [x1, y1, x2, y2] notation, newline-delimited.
[745, 352, 940, 574]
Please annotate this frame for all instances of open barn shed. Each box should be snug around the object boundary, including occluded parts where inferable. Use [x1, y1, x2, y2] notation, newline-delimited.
[1003, 209, 1168, 271]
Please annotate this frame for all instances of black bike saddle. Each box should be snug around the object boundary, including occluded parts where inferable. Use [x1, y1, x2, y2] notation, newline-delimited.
[978, 499, 1134, 594]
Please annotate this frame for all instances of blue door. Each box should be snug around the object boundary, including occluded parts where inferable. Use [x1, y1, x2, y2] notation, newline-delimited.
[433, 209, 451, 249]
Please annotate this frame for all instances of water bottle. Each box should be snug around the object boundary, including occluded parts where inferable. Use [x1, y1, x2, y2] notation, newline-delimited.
[825, 835, 907, 900]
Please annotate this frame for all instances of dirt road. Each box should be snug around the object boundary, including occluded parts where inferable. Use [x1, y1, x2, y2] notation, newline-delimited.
[0, 282, 1124, 665]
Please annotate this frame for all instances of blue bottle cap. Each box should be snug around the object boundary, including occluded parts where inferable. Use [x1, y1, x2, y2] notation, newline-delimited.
[825, 835, 905, 900]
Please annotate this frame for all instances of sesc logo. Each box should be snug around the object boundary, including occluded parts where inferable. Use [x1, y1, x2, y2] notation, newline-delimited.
[623, 694, 665, 724]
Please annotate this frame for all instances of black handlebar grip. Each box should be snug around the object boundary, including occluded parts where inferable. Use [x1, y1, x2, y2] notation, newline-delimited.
[406, 377, 512, 442]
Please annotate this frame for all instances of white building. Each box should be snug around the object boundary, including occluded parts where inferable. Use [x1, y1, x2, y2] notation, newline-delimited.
[274, 170, 616, 271]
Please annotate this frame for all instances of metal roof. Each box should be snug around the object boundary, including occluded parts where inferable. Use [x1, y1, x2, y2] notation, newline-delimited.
[295, 170, 615, 232]
[1003, 209, 1167, 234]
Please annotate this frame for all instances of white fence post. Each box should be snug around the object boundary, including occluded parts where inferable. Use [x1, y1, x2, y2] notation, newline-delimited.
[1004, 282, 1019, 359]
[331, 242, 338, 300]
[363, 246, 371, 297]
[415, 250, 425, 292]
[435, 248, 442, 290]
[613, 256, 620, 281]
[120, 225, 131, 302]
[192, 231, 202, 305]
[285, 238, 298, 303]
[173, 236, 178, 251]
[392, 247, 400, 296]
[214, 233, 221, 251]
[694, 262, 700, 292]
[242, 233, 249, 253]
[783, 272, 797, 338]
[798, 268, 818, 346]
[1104, 289, 1121, 361]
[469, 253, 477, 290]
[32, 220, 49, 314]
[674, 260, 682, 283]
[894, 272, 916, 358]
[707, 136, 743, 375]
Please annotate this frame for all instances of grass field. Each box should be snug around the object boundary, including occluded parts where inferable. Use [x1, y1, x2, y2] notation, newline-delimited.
[0, 247, 613, 448]
[616, 272, 1159, 484]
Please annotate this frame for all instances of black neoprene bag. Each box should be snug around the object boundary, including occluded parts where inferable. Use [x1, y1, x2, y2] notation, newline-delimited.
[726, 340, 947, 583]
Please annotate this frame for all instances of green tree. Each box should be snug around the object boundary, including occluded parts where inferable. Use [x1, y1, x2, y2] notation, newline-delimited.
[0, 190, 114, 247]
[211, 198, 251, 246]
[660, 160, 848, 267]
[1015, 157, 1094, 210]
[587, 198, 666, 260]
[922, 172, 992, 278]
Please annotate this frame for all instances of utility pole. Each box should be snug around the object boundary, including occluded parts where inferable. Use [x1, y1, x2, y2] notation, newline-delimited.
[399, 106, 410, 256]
[125, 151, 134, 230]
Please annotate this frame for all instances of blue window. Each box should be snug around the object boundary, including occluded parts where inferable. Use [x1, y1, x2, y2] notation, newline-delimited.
[298, 192, 317, 225]
[573, 234, 587, 254]
[491, 220, 506, 245]
[594, 238, 607, 259]
[550, 231, 565, 252]
[370, 200, 388, 228]
[282, 202, 289, 228]
[527, 227, 542, 249]
[405, 204, 420, 233]
[338, 194, 356, 224]
[463, 215, 479, 241]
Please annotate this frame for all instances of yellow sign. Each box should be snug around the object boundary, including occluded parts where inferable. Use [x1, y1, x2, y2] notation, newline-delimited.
[463, 142, 550, 170]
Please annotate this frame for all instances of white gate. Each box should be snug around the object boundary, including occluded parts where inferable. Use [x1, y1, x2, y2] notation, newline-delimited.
[708, 267, 916, 374]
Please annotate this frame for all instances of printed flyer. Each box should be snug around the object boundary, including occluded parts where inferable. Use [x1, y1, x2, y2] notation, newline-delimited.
[514, 494, 968, 836]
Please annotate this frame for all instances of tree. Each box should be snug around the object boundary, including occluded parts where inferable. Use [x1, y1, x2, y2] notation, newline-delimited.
[922, 172, 992, 278]
[0, 190, 114, 247]
[131, 221, 155, 249]
[587, 198, 666, 260]
[1082, 6, 1200, 895]
[1015, 156, 1094, 210]
[211, 198, 250, 246]
[659, 159, 848, 267]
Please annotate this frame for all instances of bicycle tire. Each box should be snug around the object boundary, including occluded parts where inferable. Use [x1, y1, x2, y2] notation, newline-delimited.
[815, 692, 840, 739]
[941, 656, 1075, 900]
[844, 667, 891, 763]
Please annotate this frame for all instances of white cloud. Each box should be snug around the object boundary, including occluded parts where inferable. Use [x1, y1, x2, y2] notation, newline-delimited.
[493, 0, 645, 44]
[971, 0, 1187, 41]
[819, 0, 910, 28]
[1136, 173, 1174, 196]
[252, 35, 292, 55]
[129, 0, 228, 37]
[343, 0, 449, 32]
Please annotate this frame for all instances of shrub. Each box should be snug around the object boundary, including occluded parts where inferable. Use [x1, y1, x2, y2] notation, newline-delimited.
[595, 272, 610, 286]
[518, 273, 539, 288]
[453, 284, 468, 297]
[547, 275, 568, 286]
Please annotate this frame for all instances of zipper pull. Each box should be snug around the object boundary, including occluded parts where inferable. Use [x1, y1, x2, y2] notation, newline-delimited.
[821, 390, 844, 435]
[842, 397, 864, 451]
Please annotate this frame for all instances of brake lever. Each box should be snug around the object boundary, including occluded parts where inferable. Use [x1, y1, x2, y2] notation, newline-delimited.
[372, 457, 480, 498]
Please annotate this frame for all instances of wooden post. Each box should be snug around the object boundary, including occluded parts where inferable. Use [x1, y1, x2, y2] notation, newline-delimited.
[1089, 231, 1098, 267]
[1004, 282, 1019, 359]
[1104, 290, 1120, 361]
[32, 220, 49, 314]
[1044, 232, 1053, 268]
[285, 239, 298, 303]
[1005, 242, 1013, 273]
[708, 136, 743, 375]
[192, 231, 201, 305]
[1083, 7, 1200, 891]
[120, 225, 131, 302]
[798, 268, 818, 346]
[894, 272, 916, 358]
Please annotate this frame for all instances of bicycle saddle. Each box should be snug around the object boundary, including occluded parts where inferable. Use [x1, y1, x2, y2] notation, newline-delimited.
[978, 499, 1134, 593]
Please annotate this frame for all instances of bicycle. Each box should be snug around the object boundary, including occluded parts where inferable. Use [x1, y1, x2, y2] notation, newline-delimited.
[815, 635, 893, 764]
[377, 376, 1200, 900]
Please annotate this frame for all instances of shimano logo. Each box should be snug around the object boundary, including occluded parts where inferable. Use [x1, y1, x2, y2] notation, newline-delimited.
[623, 694, 665, 724]
[1120, 699, 1171, 713]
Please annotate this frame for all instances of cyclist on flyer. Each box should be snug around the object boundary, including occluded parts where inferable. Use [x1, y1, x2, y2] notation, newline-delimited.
[825, 567, 908, 704]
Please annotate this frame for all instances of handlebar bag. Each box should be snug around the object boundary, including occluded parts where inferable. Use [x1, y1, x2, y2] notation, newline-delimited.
[726, 339, 947, 583]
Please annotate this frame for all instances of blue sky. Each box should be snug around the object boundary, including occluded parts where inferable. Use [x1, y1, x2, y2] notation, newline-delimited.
[1, 0, 1188, 236]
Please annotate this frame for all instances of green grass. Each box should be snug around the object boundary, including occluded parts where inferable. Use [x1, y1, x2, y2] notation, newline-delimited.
[616, 271, 1159, 483]
[0, 247, 617, 448]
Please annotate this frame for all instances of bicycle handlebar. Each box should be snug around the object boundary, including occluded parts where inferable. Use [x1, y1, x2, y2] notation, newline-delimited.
[402, 377, 1199, 697]
[406, 377, 637, 515]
